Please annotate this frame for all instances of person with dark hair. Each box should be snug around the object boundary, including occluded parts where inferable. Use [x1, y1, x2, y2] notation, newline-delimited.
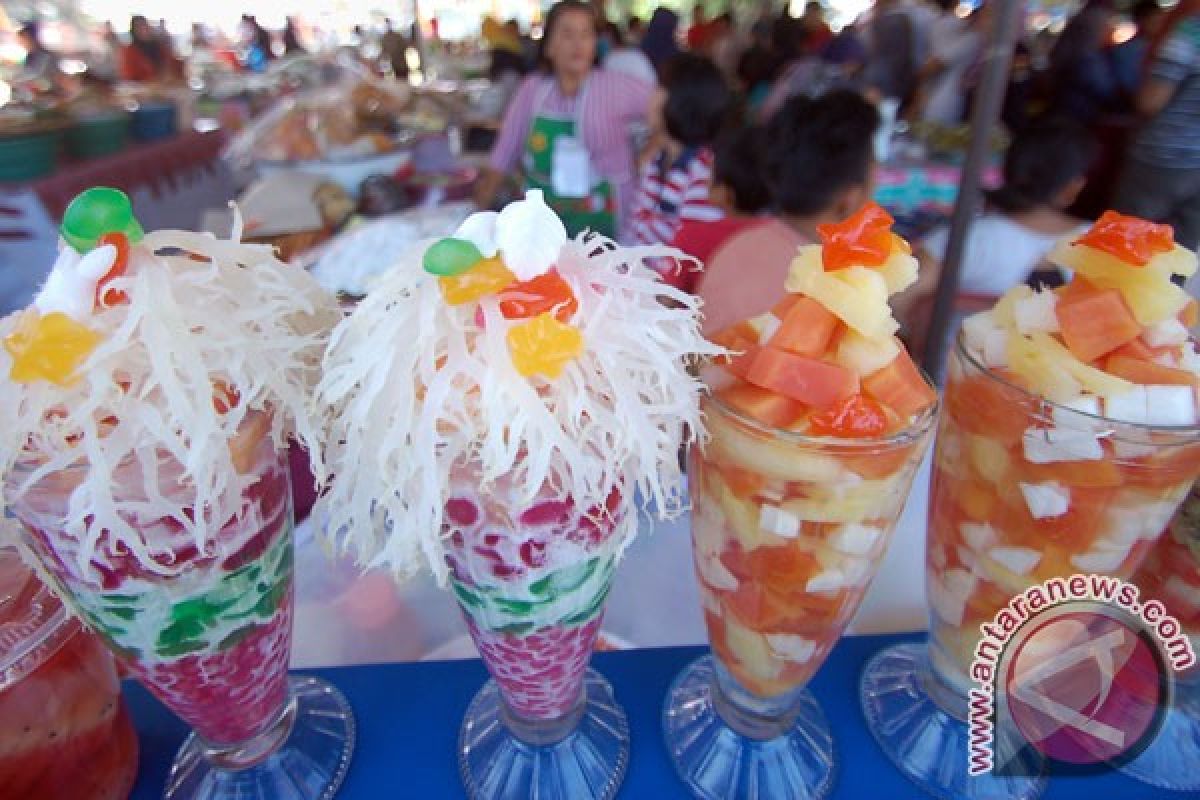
[665, 125, 771, 292]
[1112, 0, 1166, 94]
[800, 1, 833, 55]
[282, 17, 306, 56]
[627, 15, 645, 44]
[603, 19, 656, 83]
[641, 8, 681, 73]
[1113, 0, 1200, 249]
[16, 22, 55, 80]
[863, 0, 917, 103]
[916, 0, 988, 124]
[1047, 3, 1121, 123]
[696, 90, 881, 333]
[475, 0, 654, 239]
[630, 53, 734, 246]
[916, 118, 1095, 300]
[120, 14, 181, 81]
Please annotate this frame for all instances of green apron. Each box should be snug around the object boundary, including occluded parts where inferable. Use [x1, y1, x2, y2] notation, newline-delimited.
[522, 79, 617, 239]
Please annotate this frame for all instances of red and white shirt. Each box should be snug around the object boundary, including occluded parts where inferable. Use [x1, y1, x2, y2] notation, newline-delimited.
[630, 147, 724, 246]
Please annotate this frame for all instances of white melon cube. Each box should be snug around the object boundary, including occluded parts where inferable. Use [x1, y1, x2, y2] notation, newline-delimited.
[962, 313, 1010, 368]
[766, 633, 817, 662]
[1143, 385, 1197, 426]
[748, 312, 782, 343]
[759, 505, 801, 538]
[1022, 426, 1104, 464]
[1071, 549, 1128, 573]
[696, 552, 739, 591]
[944, 568, 978, 599]
[960, 523, 997, 552]
[988, 546, 1042, 576]
[929, 570, 974, 627]
[956, 546, 980, 571]
[831, 523, 883, 555]
[1013, 291, 1060, 335]
[983, 328, 1010, 368]
[1020, 482, 1070, 519]
[1104, 388, 1151, 424]
[841, 556, 873, 585]
[807, 569, 848, 593]
[1143, 317, 1190, 348]
[1052, 395, 1103, 427]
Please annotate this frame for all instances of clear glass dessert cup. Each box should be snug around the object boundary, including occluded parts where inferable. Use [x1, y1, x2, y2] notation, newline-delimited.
[444, 462, 630, 800]
[861, 334, 1200, 800]
[663, 388, 937, 799]
[8, 412, 355, 800]
[1119, 480, 1200, 790]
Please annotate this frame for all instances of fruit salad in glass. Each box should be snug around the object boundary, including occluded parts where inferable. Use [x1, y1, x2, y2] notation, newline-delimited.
[862, 211, 1200, 800]
[316, 190, 718, 800]
[0, 187, 353, 800]
[664, 203, 938, 800]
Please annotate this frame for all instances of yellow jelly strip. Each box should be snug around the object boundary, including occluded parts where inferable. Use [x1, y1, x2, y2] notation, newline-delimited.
[3, 310, 103, 387]
[439, 257, 516, 305]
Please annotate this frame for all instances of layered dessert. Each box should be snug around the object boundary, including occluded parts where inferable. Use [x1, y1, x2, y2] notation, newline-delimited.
[698, 203, 938, 697]
[0, 187, 337, 744]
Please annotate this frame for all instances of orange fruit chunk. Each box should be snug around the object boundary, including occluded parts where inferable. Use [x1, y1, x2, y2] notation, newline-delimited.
[497, 270, 578, 322]
[746, 347, 859, 409]
[816, 202, 895, 271]
[807, 393, 888, 438]
[1055, 286, 1142, 362]
[1074, 211, 1174, 267]
[861, 349, 936, 420]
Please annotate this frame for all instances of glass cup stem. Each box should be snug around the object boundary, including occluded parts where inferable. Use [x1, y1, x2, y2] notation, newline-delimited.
[198, 690, 298, 771]
[501, 691, 587, 746]
[711, 658, 806, 740]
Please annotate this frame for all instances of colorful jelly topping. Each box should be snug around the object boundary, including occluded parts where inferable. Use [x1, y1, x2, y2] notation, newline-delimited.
[425, 190, 583, 379]
[59, 187, 144, 254]
[1074, 210, 1175, 267]
[816, 201, 895, 271]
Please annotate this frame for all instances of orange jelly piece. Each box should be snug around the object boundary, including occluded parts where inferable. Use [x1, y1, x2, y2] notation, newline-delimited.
[95, 232, 130, 308]
[438, 257, 516, 305]
[816, 201, 895, 271]
[506, 312, 584, 378]
[807, 393, 888, 438]
[1074, 210, 1174, 266]
[497, 271, 579, 322]
[3, 310, 103, 386]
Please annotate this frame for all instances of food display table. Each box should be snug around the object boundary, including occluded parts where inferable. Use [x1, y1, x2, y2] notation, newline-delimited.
[124, 634, 1185, 799]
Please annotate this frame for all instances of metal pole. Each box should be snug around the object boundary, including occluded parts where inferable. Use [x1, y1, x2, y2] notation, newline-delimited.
[920, 0, 1025, 377]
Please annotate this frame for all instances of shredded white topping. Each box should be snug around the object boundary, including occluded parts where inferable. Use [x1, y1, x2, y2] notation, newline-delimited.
[316, 234, 721, 582]
[0, 227, 339, 582]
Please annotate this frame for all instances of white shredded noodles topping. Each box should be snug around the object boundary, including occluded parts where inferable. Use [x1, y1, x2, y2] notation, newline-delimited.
[0, 226, 339, 582]
[316, 234, 721, 583]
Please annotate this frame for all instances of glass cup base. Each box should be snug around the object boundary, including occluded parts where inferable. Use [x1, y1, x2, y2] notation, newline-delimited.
[458, 667, 630, 800]
[662, 654, 836, 800]
[165, 675, 356, 800]
[1117, 674, 1200, 790]
[860, 642, 1046, 800]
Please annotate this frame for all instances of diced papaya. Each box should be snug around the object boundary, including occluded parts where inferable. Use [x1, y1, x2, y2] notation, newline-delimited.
[945, 373, 1038, 446]
[838, 441, 916, 480]
[771, 294, 803, 319]
[746, 545, 822, 595]
[1055, 286, 1143, 362]
[862, 349, 936, 420]
[719, 462, 768, 499]
[1109, 338, 1175, 363]
[718, 382, 805, 428]
[1120, 441, 1200, 489]
[724, 582, 795, 632]
[997, 485, 1112, 552]
[768, 296, 841, 358]
[1104, 354, 1198, 387]
[746, 347, 859, 409]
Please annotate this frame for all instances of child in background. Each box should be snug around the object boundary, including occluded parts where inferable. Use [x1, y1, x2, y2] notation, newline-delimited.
[630, 54, 734, 247]
[664, 125, 771, 293]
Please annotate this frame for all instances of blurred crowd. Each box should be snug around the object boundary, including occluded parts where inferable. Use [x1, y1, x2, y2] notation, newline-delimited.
[8, 0, 1200, 343]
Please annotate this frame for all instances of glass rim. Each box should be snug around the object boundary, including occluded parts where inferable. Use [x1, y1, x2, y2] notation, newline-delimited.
[703, 376, 940, 450]
[954, 331, 1200, 436]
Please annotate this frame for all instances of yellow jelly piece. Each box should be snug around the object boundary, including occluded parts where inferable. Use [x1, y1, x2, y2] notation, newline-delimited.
[3, 310, 103, 386]
[506, 312, 584, 379]
[439, 257, 517, 305]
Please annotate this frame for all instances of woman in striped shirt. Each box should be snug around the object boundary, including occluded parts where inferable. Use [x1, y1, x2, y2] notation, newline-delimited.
[631, 54, 734, 247]
[473, 0, 654, 241]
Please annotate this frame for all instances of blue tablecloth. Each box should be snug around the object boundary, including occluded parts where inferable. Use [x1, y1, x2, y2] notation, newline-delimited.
[126, 632, 1194, 799]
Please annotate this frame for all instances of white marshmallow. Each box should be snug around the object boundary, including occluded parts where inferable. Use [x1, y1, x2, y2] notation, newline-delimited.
[759, 505, 800, 538]
[494, 190, 568, 280]
[453, 211, 499, 257]
[1052, 395, 1103, 426]
[1020, 481, 1071, 519]
[1105, 387, 1152, 425]
[1013, 290, 1060, 335]
[1143, 385, 1196, 426]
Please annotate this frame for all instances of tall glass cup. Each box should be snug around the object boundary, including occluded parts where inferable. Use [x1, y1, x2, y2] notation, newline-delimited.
[8, 411, 355, 800]
[1120, 480, 1200, 790]
[446, 461, 629, 800]
[861, 335, 1200, 800]
[663, 389, 936, 799]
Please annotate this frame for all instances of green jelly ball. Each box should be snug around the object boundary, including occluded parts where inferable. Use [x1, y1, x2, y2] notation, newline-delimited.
[423, 237, 483, 276]
[61, 187, 145, 253]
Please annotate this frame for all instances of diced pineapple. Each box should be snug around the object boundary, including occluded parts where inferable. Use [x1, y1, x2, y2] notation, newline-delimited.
[1007, 334, 1083, 402]
[877, 248, 919, 294]
[710, 474, 784, 551]
[724, 615, 783, 682]
[1049, 240, 1192, 325]
[781, 471, 909, 523]
[992, 286, 1034, 330]
[707, 411, 845, 484]
[966, 434, 1011, 485]
[786, 250, 897, 338]
[837, 330, 901, 376]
